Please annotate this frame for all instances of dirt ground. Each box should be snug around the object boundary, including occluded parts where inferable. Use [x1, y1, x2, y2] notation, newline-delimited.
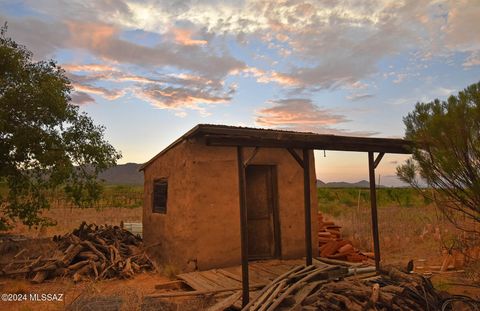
[1, 204, 478, 310]
[0, 234, 170, 311]
[0, 272, 170, 311]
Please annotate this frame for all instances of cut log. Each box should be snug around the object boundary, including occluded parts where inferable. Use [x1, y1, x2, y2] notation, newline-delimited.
[62, 244, 84, 265]
[31, 271, 48, 284]
[77, 251, 99, 261]
[67, 260, 90, 271]
[81, 241, 107, 262]
[241, 265, 304, 311]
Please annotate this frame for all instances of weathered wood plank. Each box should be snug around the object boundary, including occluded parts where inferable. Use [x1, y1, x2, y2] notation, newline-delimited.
[207, 291, 242, 311]
[178, 273, 215, 291]
[191, 273, 224, 291]
[249, 265, 278, 281]
[201, 270, 241, 289]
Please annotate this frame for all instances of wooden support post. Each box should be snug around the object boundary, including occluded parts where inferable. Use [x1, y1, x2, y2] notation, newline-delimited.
[373, 152, 385, 169]
[303, 149, 313, 266]
[368, 151, 381, 271]
[237, 146, 249, 307]
[287, 148, 304, 168]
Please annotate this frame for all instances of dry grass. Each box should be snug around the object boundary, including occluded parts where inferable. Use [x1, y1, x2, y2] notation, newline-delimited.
[323, 204, 449, 265]
[320, 200, 480, 271]
[8, 206, 141, 238]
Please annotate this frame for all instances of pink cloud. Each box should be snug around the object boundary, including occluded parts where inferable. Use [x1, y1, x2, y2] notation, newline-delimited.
[255, 98, 378, 136]
[172, 28, 207, 46]
[256, 98, 347, 127]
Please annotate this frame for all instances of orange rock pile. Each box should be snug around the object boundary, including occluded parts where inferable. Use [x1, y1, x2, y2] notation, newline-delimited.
[317, 213, 372, 262]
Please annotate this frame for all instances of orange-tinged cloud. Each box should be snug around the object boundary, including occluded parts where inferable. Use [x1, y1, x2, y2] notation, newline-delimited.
[66, 21, 117, 50]
[172, 28, 207, 46]
[256, 98, 377, 136]
[62, 64, 115, 72]
[242, 67, 300, 86]
[256, 98, 347, 127]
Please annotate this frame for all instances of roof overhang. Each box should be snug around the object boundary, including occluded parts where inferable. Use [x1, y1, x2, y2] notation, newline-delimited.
[139, 124, 412, 171]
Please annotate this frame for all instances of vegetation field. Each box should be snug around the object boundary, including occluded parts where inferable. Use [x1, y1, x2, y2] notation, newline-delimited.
[4, 184, 143, 237]
[7, 184, 472, 270]
[5, 184, 474, 262]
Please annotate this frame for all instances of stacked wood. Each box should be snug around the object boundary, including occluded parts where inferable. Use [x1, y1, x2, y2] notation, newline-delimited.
[242, 265, 452, 310]
[318, 213, 371, 262]
[0, 222, 154, 283]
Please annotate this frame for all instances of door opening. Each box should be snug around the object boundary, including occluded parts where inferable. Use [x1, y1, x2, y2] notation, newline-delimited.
[245, 165, 280, 259]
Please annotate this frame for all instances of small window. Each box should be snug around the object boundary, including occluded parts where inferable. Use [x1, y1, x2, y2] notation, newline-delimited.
[153, 179, 168, 214]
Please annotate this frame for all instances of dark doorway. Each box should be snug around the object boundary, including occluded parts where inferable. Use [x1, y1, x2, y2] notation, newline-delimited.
[246, 165, 280, 259]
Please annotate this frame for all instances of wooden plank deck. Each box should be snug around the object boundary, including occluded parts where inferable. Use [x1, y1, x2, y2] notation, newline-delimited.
[176, 259, 329, 292]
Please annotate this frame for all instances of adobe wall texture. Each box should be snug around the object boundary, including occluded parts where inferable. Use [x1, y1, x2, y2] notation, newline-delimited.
[143, 140, 198, 271]
[143, 137, 318, 271]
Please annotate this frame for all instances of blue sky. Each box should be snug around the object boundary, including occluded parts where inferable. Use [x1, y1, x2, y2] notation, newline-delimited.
[2, 0, 479, 185]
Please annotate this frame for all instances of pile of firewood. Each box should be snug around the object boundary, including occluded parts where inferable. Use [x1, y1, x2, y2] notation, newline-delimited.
[0, 222, 154, 283]
[242, 265, 452, 310]
[318, 213, 372, 262]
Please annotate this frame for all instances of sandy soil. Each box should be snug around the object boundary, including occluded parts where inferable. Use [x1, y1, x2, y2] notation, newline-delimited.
[0, 272, 170, 311]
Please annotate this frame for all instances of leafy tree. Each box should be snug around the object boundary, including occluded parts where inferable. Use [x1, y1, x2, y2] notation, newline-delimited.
[397, 81, 480, 235]
[0, 24, 121, 230]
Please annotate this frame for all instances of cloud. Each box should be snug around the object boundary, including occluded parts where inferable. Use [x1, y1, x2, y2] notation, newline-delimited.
[60, 59, 236, 111]
[256, 98, 347, 127]
[444, 1, 480, 52]
[71, 83, 125, 100]
[256, 98, 378, 136]
[463, 51, 480, 68]
[3, 0, 479, 111]
[171, 28, 207, 46]
[349, 81, 369, 90]
[393, 73, 407, 84]
[62, 64, 116, 72]
[255, 98, 343, 132]
[136, 84, 232, 110]
[346, 93, 374, 101]
[65, 21, 245, 78]
[240, 67, 300, 86]
[2, 16, 244, 80]
[70, 91, 95, 105]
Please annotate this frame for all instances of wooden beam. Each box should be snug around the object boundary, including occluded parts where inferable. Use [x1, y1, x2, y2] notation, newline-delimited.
[287, 148, 304, 168]
[373, 152, 385, 169]
[244, 147, 259, 167]
[236, 146, 249, 307]
[205, 135, 411, 154]
[368, 151, 381, 271]
[303, 149, 313, 266]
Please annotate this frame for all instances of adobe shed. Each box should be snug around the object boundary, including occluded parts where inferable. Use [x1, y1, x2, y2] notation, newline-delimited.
[141, 124, 412, 306]
[140, 125, 319, 271]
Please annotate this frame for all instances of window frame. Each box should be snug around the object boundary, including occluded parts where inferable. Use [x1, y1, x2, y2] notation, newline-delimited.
[152, 178, 168, 214]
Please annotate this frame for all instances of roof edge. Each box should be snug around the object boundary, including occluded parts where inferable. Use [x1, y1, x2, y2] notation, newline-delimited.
[138, 124, 201, 171]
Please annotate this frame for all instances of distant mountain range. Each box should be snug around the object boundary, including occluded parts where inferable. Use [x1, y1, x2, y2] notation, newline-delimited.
[98, 163, 394, 188]
[98, 163, 143, 185]
[316, 179, 372, 188]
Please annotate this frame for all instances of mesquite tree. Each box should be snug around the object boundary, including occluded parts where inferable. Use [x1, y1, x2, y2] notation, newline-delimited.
[397, 81, 480, 236]
[0, 25, 121, 230]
